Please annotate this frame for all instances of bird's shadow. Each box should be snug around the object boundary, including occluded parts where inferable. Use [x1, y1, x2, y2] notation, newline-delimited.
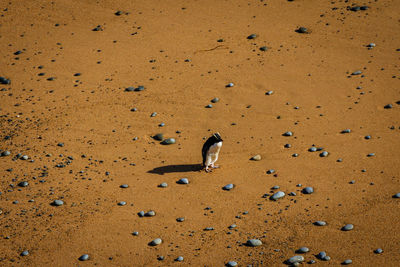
[148, 164, 203, 175]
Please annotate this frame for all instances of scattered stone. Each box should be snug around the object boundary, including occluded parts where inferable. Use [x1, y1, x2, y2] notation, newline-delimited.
[284, 144, 291, 148]
[226, 261, 238, 267]
[309, 147, 317, 152]
[228, 224, 236, 229]
[341, 129, 351, 133]
[138, 211, 145, 217]
[283, 131, 293, 136]
[287, 255, 304, 264]
[384, 104, 393, 109]
[250, 154, 261, 161]
[145, 210, 156, 217]
[1, 150, 11, 157]
[150, 112, 157, 117]
[296, 27, 308, 34]
[153, 133, 163, 141]
[161, 138, 175, 145]
[393, 193, 400, 198]
[342, 224, 354, 231]
[205, 104, 213, 108]
[176, 217, 185, 222]
[374, 248, 383, 254]
[247, 34, 257, 39]
[314, 221, 327, 226]
[351, 70, 362, 75]
[296, 247, 309, 253]
[342, 259, 353, 265]
[226, 82, 234, 87]
[20, 250, 29, 256]
[149, 238, 162, 246]
[158, 182, 168, 188]
[175, 256, 184, 262]
[223, 184, 235, 191]
[246, 239, 262, 247]
[52, 200, 64, 206]
[302, 187, 314, 194]
[204, 227, 214, 231]
[367, 43, 376, 48]
[367, 153, 375, 157]
[320, 151, 329, 157]
[118, 201, 127, 206]
[266, 169, 275, 174]
[18, 181, 29, 187]
[365, 135, 371, 140]
[211, 97, 219, 103]
[259, 46, 268, 52]
[92, 25, 103, 31]
[270, 191, 285, 201]
[132, 231, 139, 236]
[177, 178, 189, 184]
[265, 90, 273, 95]
[317, 251, 327, 260]
[0, 77, 11, 84]
[120, 184, 129, 188]
[115, 10, 123, 16]
[79, 254, 90, 261]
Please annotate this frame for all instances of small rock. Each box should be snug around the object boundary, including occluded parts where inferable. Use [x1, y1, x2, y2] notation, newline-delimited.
[309, 147, 317, 152]
[132, 231, 139, 236]
[270, 191, 285, 201]
[0, 77, 11, 85]
[20, 250, 29, 256]
[158, 182, 168, 188]
[302, 187, 314, 194]
[265, 90, 273, 95]
[177, 178, 189, 184]
[393, 193, 400, 198]
[52, 200, 64, 206]
[296, 247, 309, 253]
[226, 82, 234, 87]
[342, 259, 353, 265]
[211, 97, 219, 103]
[374, 248, 383, 254]
[161, 138, 175, 145]
[226, 261, 238, 267]
[153, 133, 163, 141]
[384, 104, 393, 109]
[246, 239, 262, 247]
[283, 131, 293, 136]
[247, 34, 257, 39]
[79, 254, 90, 261]
[266, 169, 275, 174]
[176, 217, 185, 222]
[250, 154, 261, 161]
[18, 181, 29, 187]
[149, 238, 162, 246]
[118, 201, 127, 206]
[314, 221, 327, 226]
[287, 255, 304, 264]
[223, 184, 235, 191]
[317, 251, 327, 260]
[296, 27, 308, 33]
[351, 70, 362, 75]
[341, 224, 354, 231]
[144, 210, 156, 217]
[341, 129, 351, 133]
[320, 151, 329, 157]
[1, 151, 11, 157]
[259, 46, 268, 52]
[205, 104, 213, 108]
[175, 256, 184, 262]
[120, 184, 129, 188]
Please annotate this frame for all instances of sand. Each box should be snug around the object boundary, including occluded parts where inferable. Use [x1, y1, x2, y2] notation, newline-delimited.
[0, 0, 399, 266]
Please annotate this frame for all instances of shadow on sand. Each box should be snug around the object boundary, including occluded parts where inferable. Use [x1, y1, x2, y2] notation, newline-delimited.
[148, 164, 203, 175]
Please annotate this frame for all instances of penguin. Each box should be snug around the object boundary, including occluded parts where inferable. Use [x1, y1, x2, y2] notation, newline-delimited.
[202, 132, 223, 172]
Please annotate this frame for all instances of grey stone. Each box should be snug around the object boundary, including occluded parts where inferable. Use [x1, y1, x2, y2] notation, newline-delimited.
[283, 131, 293, 136]
[132, 231, 139, 236]
[175, 256, 184, 262]
[120, 184, 129, 188]
[320, 151, 329, 157]
[296, 247, 309, 253]
[20, 250, 29, 256]
[211, 97, 219, 103]
[176, 217, 185, 222]
[223, 184, 235, 191]
[138, 211, 145, 217]
[309, 147, 317, 152]
[145, 210, 156, 217]
[150, 112, 157, 117]
[149, 238, 162, 246]
[270, 191, 285, 201]
[317, 251, 327, 260]
[296, 27, 308, 33]
[1, 150, 11, 156]
[158, 182, 168, 188]
[161, 138, 175, 145]
[79, 254, 90, 261]
[177, 178, 189, 184]
[260, 46, 268, 52]
[287, 255, 304, 264]
[204, 227, 214, 231]
[247, 34, 257, 39]
[18, 181, 28, 187]
[266, 169, 275, 174]
[342, 224, 354, 231]
[226, 261, 238, 267]
[153, 133, 163, 141]
[384, 104, 393, 109]
[341, 129, 351, 133]
[228, 224, 237, 229]
[342, 259, 352, 265]
[374, 248, 383, 254]
[302, 187, 314, 194]
[351, 70, 362, 75]
[52, 200, 64, 206]
[205, 104, 213, 108]
[265, 90, 273, 95]
[226, 82, 234, 87]
[250, 154, 262, 161]
[393, 193, 400, 198]
[365, 135, 371, 140]
[314, 221, 326, 226]
[246, 239, 262, 247]
[118, 201, 127, 206]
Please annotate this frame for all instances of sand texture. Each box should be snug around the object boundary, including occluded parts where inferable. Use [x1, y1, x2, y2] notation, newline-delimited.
[0, 0, 400, 266]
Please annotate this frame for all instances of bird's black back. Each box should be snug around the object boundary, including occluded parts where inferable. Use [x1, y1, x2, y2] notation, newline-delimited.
[202, 133, 223, 166]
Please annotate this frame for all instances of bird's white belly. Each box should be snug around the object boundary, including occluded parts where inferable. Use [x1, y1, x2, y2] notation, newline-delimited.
[206, 142, 222, 165]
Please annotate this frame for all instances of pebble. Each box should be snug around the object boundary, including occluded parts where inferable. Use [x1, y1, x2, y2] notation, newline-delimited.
[176, 217, 185, 222]
[158, 182, 168, 188]
[270, 191, 285, 201]
[367, 153, 375, 157]
[52, 200, 64, 206]
[149, 238, 162, 246]
[296, 247, 309, 253]
[161, 138, 176, 145]
[228, 224, 237, 229]
[138, 211, 145, 217]
[177, 178, 189, 184]
[292, 153, 299, 157]
[309, 147, 317, 152]
[393, 193, 400, 198]
[204, 227, 214, 231]
[120, 184, 129, 188]
[384, 104, 393, 109]
[247, 34, 257, 39]
[20, 250, 29, 256]
[223, 184, 235, 191]
[283, 131, 293, 136]
[246, 239, 262, 247]
[211, 97, 219, 103]
[18, 181, 29, 187]
[205, 104, 213, 108]
[365, 135, 371, 140]
[342, 224, 354, 231]
[265, 90, 273, 95]
[284, 144, 291, 148]
[145, 210, 156, 217]
[118, 201, 127, 206]
[341, 129, 351, 133]
[226, 261, 238, 267]
[374, 248, 383, 254]
[1, 150, 11, 156]
[296, 27, 308, 33]
[317, 251, 327, 260]
[302, 187, 314, 194]
[0, 77, 11, 84]
[150, 112, 157, 117]
[259, 46, 268, 52]
[367, 43, 376, 48]
[21, 155, 29, 160]
[226, 82, 234, 87]
[175, 256, 184, 262]
[287, 255, 304, 264]
[342, 259, 353, 265]
[79, 254, 90, 261]
[132, 231, 139, 236]
[250, 154, 261, 161]
[351, 70, 362, 75]
[266, 169, 275, 174]
[314, 221, 327, 226]
[153, 133, 163, 141]
[320, 151, 329, 157]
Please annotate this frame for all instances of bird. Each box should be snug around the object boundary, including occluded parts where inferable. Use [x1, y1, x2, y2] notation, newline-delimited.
[202, 132, 223, 172]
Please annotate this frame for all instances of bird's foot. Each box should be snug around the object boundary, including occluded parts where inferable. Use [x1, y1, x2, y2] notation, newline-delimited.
[212, 165, 219, 169]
